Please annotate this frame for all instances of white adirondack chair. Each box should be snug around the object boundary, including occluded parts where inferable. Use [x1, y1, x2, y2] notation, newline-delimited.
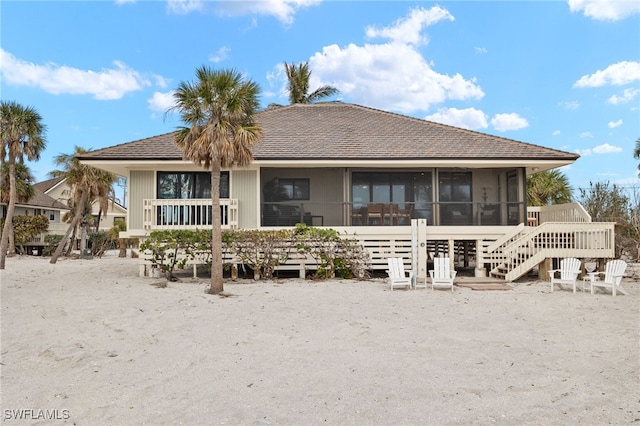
[428, 256, 456, 291]
[589, 259, 628, 296]
[386, 257, 413, 291]
[549, 257, 582, 293]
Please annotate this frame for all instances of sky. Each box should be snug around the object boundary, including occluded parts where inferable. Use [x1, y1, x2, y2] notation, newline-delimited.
[1, 0, 639, 200]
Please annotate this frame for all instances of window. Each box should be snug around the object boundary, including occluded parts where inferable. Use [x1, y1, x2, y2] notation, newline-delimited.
[157, 171, 229, 199]
[352, 172, 432, 221]
[278, 178, 310, 200]
[438, 171, 472, 225]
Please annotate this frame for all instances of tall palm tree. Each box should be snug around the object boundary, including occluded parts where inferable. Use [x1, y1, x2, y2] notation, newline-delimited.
[170, 66, 262, 295]
[49, 146, 116, 264]
[0, 101, 47, 269]
[0, 162, 35, 204]
[284, 62, 339, 104]
[0, 163, 36, 255]
[634, 137, 640, 177]
[527, 169, 573, 206]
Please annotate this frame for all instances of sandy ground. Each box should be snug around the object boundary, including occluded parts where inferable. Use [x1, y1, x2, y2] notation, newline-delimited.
[0, 252, 639, 425]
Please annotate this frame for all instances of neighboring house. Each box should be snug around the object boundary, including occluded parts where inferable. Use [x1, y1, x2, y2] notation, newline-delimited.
[79, 103, 614, 280]
[0, 183, 70, 254]
[36, 177, 127, 232]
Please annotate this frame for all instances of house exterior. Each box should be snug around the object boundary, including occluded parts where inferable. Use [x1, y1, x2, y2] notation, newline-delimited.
[0, 182, 70, 254]
[78, 103, 614, 281]
[36, 177, 127, 232]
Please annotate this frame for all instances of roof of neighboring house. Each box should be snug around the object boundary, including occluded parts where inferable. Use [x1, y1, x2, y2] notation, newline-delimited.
[16, 187, 69, 210]
[33, 176, 65, 194]
[78, 102, 579, 162]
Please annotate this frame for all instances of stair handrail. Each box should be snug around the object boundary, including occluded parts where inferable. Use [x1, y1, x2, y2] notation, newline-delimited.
[485, 223, 526, 253]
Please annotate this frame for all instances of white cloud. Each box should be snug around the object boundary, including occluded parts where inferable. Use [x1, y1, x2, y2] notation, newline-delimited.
[608, 119, 623, 128]
[490, 113, 529, 132]
[301, 7, 483, 114]
[592, 143, 623, 154]
[0, 49, 152, 100]
[425, 107, 488, 130]
[580, 131, 593, 138]
[553, 130, 561, 136]
[474, 47, 488, 54]
[607, 87, 640, 104]
[365, 6, 454, 45]
[214, 0, 320, 25]
[167, 0, 204, 15]
[568, 0, 640, 21]
[559, 100, 580, 110]
[574, 61, 640, 88]
[148, 91, 176, 112]
[209, 46, 230, 63]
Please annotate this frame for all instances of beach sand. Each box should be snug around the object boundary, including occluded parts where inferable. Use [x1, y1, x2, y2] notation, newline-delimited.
[1, 252, 638, 425]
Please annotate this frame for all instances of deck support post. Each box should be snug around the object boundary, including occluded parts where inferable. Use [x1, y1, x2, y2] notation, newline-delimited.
[448, 239, 455, 270]
[538, 258, 551, 281]
[475, 239, 486, 277]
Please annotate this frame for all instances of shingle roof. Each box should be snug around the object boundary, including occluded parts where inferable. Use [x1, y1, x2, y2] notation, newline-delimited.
[78, 103, 578, 162]
[18, 187, 69, 210]
[33, 176, 65, 193]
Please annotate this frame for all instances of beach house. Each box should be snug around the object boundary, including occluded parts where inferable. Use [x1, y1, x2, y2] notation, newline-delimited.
[79, 103, 614, 280]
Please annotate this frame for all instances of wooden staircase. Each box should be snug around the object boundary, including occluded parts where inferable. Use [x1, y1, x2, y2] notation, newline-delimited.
[484, 222, 615, 282]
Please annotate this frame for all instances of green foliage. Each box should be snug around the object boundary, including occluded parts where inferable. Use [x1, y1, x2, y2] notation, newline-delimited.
[0, 163, 35, 204]
[579, 181, 635, 259]
[139, 226, 370, 281]
[43, 234, 65, 256]
[0, 215, 49, 253]
[294, 223, 370, 279]
[579, 181, 629, 223]
[87, 230, 121, 257]
[230, 228, 297, 279]
[527, 169, 572, 206]
[139, 230, 202, 280]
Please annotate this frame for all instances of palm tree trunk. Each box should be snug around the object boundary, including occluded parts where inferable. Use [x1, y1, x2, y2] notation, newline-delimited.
[0, 162, 17, 269]
[50, 191, 88, 264]
[8, 227, 15, 257]
[65, 225, 78, 256]
[208, 164, 224, 294]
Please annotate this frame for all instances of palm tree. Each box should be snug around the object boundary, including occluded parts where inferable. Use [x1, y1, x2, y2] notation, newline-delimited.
[170, 66, 262, 295]
[284, 61, 340, 104]
[49, 146, 116, 264]
[1, 163, 36, 255]
[0, 162, 35, 204]
[527, 169, 573, 206]
[634, 137, 640, 177]
[0, 101, 47, 269]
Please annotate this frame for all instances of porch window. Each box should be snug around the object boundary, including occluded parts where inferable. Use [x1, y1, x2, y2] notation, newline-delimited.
[156, 171, 229, 226]
[438, 172, 472, 225]
[279, 178, 310, 200]
[351, 172, 433, 224]
[157, 171, 229, 199]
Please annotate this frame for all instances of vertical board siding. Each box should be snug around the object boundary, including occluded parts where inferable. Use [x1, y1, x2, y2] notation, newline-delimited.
[233, 170, 258, 229]
[130, 171, 154, 230]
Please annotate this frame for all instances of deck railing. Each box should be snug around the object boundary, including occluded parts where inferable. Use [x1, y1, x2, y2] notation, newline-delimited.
[262, 201, 528, 227]
[527, 203, 591, 226]
[143, 198, 238, 230]
[26, 223, 71, 244]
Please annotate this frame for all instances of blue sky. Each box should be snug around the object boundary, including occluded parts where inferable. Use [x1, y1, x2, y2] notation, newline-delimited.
[1, 0, 639, 198]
